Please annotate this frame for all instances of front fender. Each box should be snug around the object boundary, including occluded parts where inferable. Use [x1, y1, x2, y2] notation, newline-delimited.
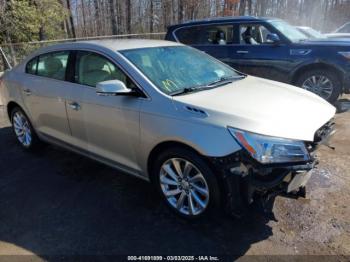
[139, 112, 241, 176]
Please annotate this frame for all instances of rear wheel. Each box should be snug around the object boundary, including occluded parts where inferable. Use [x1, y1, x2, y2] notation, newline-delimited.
[152, 147, 220, 219]
[11, 107, 41, 151]
[296, 69, 341, 103]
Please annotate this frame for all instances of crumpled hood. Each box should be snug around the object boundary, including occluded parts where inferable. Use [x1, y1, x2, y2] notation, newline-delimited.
[173, 76, 336, 141]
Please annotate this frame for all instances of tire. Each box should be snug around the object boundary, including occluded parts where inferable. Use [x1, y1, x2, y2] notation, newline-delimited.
[296, 69, 342, 104]
[152, 147, 221, 219]
[10, 107, 42, 151]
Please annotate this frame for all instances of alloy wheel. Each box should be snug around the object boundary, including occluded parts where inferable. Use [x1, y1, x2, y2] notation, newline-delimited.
[159, 158, 209, 216]
[12, 111, 32, 147]
[302, 75, 334, 100]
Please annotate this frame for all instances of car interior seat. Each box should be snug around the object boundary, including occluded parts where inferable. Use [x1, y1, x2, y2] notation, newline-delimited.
[43, 57, 65, 80]
[79, 54, 111, 87]
[242, 27, 259, 45]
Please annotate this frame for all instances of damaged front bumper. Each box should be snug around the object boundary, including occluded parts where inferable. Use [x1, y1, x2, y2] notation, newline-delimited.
[210, 151, 316, 216]
[210, 120, 336, 216]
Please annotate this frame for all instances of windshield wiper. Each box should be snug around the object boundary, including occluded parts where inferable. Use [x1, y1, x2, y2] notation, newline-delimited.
[170, 87, 200, 96]
[206, 75, 246, 87]
[171, 75, 246, 96]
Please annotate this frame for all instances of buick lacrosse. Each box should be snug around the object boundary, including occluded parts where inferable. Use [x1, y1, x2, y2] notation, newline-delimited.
[0, 40, 336, 218]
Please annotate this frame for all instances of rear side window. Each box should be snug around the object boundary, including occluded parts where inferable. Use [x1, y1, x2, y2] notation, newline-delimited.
[25, 57, 38, 75]
[175, 24, 235, 45]
[37, 51, 69, 81]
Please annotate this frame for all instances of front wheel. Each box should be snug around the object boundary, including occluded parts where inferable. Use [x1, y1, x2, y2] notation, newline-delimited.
[296, 69, 341, 103]
[152, 147, 221, 219]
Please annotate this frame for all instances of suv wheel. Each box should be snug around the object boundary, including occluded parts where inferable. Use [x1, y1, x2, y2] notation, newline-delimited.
[296, 69, 341, 103]
[153, 147, 220, 219]
[11, 107, 41, 150]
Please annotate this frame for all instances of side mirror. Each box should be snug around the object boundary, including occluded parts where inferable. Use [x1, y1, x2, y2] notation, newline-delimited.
[96, 80, 134, 96]
[266, 33, 281, 45]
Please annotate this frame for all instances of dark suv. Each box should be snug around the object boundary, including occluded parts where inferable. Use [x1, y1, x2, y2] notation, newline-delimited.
[166, 16, 350, 103]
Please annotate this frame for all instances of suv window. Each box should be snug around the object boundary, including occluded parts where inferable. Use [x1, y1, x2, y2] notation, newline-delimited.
[37, 51, 69, 80]
[239, 24, 274, 45]
[175, 24, 235, 45]
[75, 51, 133, 88]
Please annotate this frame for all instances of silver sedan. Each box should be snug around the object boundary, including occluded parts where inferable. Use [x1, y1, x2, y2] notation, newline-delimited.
[0, 40, 336, 218]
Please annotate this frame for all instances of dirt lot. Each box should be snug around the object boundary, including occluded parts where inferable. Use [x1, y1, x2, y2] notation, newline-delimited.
[0, 97, 349, 260]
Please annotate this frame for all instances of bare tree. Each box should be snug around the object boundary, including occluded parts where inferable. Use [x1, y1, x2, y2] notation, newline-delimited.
[66, 0, 76, 38]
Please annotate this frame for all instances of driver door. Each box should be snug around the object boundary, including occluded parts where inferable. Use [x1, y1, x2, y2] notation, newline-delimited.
[66, 51, 142, 172]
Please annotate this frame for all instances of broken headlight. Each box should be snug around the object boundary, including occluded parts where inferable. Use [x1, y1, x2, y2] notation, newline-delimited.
[228, 127, 310, 164]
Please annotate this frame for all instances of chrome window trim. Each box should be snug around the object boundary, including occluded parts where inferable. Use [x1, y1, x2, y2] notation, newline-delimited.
[23, 47, 151, 100]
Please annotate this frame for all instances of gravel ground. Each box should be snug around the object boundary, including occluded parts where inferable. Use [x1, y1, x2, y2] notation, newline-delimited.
[0, 97, 349, 260]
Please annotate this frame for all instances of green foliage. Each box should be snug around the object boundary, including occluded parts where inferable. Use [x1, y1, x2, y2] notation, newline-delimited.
[34, 0, 68, 40]
[0, 0, 68, 45]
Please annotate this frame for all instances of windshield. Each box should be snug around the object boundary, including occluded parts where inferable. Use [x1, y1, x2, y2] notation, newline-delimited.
[121, 46, 240, 95]
[270, 20, 308, 42]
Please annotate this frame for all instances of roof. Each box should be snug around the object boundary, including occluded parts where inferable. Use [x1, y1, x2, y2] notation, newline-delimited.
[78, 39, 182, 51]
[168, 16, 281, 29]
[29, 39, 182, 58]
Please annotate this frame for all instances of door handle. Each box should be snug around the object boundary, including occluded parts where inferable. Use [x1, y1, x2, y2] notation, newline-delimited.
[23, 89, 32, 96]
[68, 102, 81, 111]
[236, 50, 249, 54]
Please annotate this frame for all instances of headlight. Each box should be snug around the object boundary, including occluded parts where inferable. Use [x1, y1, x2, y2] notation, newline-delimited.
[338, 51, 350, 60]
[228, 127, 310, 164]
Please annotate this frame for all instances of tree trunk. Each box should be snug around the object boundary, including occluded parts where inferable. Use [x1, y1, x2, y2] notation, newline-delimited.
[239, 0, 246, 15]
[126, 0, 131, 33]
[109, 0, 118, 35]
[178, 0, 184, 23]
[149, 0, 153, 33]
[66, 0, 76, 38]
[247, 0, 252, 15]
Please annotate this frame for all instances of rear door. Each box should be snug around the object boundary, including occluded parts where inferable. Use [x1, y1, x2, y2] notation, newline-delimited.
[20, 51, 72, 142]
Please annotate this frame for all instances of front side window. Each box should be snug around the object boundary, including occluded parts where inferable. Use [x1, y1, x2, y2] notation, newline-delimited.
[75, 51, 130, 88]
[121, 46, 240, 95]
[37, 51, 69, 81]
[176, 24, 235, 45]
[239, 24, 274, 45]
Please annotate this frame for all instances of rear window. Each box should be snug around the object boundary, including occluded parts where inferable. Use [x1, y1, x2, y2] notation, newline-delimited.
[175, 24, 235, 45]
[26, 57, 38, 75]
[37, 51, 69, 81]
